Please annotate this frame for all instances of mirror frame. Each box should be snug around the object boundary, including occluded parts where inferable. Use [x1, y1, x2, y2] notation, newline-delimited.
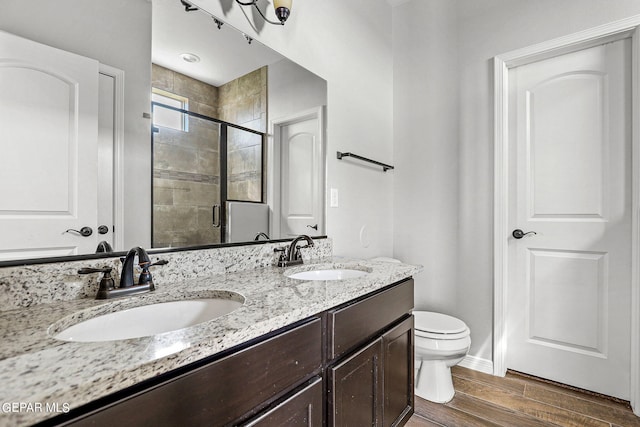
[0, 236, 328, 268]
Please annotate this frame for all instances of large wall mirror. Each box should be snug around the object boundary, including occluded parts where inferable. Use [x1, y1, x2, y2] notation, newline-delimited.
[0, 0, 327, 265]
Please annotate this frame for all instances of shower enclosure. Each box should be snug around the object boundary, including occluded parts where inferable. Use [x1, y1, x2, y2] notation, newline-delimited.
[151, 102, 266, 248]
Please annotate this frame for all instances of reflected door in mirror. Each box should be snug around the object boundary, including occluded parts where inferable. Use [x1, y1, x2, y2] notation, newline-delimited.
[0, 31, 104, 260]
[277, 109, 324, 238]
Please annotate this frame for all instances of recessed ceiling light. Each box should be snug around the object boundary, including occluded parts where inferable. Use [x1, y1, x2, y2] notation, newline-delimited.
[179, 53, 200, 63]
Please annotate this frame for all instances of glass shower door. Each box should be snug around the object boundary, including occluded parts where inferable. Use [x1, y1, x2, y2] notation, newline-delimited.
[151, 104, 222, 248]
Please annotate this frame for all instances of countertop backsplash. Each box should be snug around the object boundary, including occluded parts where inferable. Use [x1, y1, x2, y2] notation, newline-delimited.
[0, 238, 332, 312]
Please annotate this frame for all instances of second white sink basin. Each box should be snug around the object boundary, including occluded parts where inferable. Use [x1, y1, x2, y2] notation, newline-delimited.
[53, 297, 244, 342]
[286, 269, 369, 281]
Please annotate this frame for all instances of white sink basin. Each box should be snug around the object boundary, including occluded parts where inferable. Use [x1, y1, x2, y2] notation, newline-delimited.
[286, 269, 369, 281]
[53, 298, 244, 342]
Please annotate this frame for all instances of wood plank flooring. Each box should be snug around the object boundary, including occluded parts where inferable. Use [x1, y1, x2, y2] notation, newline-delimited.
[407, 366, 640, 427]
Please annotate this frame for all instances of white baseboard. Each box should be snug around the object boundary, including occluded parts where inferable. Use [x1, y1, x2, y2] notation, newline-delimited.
[458, 355, 494, 375]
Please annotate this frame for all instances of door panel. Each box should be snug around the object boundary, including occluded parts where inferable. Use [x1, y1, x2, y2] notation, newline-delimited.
[507, 38, 631, 399]
[528, 249, 607, 356]
[0, 30, 99, 259]
[529, 72, 606, 218]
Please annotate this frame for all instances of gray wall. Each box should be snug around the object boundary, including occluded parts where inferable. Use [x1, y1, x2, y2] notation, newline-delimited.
[268, 59, 328, 122]
[393, 0, 640, 363]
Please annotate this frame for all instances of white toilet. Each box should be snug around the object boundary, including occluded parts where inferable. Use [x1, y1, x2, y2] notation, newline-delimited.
[414, 311, 471, 403]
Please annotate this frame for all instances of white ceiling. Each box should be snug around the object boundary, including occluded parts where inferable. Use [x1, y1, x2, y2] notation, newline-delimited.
[152, 0, 284, 86]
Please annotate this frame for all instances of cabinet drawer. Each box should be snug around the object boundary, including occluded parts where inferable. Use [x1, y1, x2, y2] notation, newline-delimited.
[67, 318, 322, 427]
[243, 377, 323, 426]
[327, 278, 413, 360]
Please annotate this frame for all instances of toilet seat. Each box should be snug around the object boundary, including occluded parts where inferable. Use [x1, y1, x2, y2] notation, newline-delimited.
[414, 311, 470, 340]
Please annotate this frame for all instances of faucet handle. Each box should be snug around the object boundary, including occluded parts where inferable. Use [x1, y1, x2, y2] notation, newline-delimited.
[79, 267, 116, 299]
[78, 266, 113, 275]
[138, 259, 168, 288]
[274, 246, 288, 267]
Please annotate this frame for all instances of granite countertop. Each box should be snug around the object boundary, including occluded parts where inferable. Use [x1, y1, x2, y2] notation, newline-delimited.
[0, 258, 421, 426]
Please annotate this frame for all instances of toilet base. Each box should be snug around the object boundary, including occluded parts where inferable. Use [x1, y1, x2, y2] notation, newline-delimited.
[415, 360, 455, 403]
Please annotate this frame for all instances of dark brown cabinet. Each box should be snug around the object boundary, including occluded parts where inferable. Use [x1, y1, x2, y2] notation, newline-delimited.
[327, 279, 414, 427]
[50, 278, 414, 427]
[243, 377, 323, 426]
[382, 316, 414, 427]
[329, 338, 384, 426]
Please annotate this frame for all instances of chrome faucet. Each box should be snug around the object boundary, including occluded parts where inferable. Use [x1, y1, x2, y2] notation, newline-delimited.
[274, 235, 314, 267]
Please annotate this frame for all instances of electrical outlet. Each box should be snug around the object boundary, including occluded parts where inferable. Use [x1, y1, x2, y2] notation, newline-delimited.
[330, 188, 339, 207]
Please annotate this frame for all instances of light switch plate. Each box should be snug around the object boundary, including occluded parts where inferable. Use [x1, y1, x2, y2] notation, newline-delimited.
[330, 188, 339, 207]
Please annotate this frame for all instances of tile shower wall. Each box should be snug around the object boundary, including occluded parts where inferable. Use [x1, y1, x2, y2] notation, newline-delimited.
[218, 67, 267, 202]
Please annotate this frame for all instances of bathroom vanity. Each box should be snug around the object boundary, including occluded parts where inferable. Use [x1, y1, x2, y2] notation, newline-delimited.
[0, 243, 421, 427]
[52, 278, 414, 426]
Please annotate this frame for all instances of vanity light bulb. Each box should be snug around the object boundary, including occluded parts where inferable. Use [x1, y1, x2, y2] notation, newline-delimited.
[273, 0, 292, 24]
[274, 0, 292, 8]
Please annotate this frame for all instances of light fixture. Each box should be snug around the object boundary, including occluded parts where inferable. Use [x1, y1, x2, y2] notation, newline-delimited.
[180, 0, 198, 12]
[236, 0, 293, 25]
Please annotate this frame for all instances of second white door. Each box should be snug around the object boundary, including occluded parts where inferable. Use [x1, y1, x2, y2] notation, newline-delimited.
[506, 38, 632, 399]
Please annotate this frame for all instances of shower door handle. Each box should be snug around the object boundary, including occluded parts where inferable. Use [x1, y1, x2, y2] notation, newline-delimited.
[212, 205, 221, 228]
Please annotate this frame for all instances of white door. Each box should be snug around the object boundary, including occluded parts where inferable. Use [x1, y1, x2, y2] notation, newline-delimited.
[506, 38, 631, 399]
[274, 108, 325, 238]
[0, 30, 100, 260]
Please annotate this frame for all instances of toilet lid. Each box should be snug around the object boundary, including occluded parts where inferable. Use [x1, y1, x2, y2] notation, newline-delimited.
[414, 311, 468, 334]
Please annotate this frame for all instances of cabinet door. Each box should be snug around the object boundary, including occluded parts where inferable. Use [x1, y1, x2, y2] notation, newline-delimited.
[244, 377, 323, 426]
[383, 316, 414, 427]
[329, 338, 383, 427]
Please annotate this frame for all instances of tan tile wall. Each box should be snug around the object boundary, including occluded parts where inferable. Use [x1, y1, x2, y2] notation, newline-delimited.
[152, 64, 218, 117]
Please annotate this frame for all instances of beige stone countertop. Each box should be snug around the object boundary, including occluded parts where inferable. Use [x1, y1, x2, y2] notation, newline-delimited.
[0, 258, 421, 426]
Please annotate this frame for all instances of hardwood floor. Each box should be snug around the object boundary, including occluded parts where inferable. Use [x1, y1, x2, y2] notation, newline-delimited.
[407, 366, 640, 427]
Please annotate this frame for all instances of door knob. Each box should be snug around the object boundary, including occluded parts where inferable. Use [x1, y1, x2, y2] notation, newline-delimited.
[512, 229, 537, 239]
[65, 226, 93, 237]
[97, 225, 109, 235]
[306, 224, 318, 230]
